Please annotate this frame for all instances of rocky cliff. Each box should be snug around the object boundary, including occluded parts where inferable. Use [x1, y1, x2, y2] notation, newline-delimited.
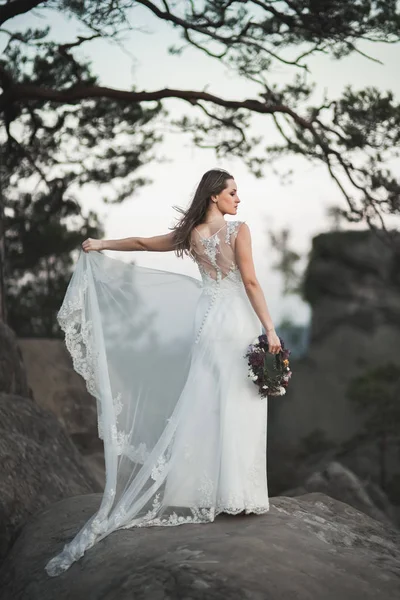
[0, 324, 100, 566]
[269, 229, 400, 495]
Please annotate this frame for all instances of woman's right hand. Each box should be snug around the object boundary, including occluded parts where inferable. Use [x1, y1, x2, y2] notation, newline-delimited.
[82, 238, 104, 253]
[266, 328, 281, 354]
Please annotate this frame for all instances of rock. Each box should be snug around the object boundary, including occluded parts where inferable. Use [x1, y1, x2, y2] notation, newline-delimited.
[0, 492, 399, 599]
[363, 478, 399, 523]
[17, 338, 104, 487]
[271, 230, 400, 443]
[81, 452, 105, 490]
[269, 230, 400, 504]
[0, 322, 30, 397]
[17, 338, 99, 442]
[282, 461, 396, 526]
[0, 393, 101, 565]
[304, 230, 400, 340]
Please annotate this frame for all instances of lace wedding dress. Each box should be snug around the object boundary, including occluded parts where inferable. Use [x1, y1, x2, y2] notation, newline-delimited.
[45, 220, 269, 577]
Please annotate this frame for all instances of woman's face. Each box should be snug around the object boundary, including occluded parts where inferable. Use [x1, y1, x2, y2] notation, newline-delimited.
[213, 178, 240, 215]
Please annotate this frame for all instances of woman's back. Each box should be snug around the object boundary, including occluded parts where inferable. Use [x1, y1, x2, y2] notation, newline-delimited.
[190, 220, 243, 282]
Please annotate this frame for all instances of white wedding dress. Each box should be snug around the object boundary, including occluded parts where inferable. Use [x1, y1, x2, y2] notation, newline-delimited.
[45, 219, 269, 577]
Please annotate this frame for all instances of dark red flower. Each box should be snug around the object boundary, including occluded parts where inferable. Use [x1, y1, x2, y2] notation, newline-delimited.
[249, 352, 265, 368]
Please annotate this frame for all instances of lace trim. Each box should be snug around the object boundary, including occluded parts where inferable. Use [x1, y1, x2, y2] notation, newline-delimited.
[195, 232, 221, 266]
[119, 415, 269, 529]
[195, 221, 243, 291]
[131, 502, 269, 528]
[57, 271, 99, 397]
[57, 272, 151, 465]
[129, 434, 269, 529]
[225, 220, 242, 243]
[217, 505, 269, 516]
[194, 220, 242, 275]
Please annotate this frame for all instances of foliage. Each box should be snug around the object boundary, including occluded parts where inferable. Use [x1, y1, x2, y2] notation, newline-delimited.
[269, 228, 304, 296]
[0, 5, 164, 330]
[5, 189, 103, 336]
[0, 1, 399, 227]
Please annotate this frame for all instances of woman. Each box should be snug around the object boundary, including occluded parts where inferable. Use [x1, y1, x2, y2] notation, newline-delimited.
[45, 168, 281, 577]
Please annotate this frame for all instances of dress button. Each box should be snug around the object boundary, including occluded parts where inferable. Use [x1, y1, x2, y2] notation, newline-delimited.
[195, 276, 220, 344]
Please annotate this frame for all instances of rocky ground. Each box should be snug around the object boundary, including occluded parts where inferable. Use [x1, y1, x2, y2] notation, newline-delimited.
[0, 492, 399, 600]
[0, 323, 100, 567]
[0, 392, 100, 564]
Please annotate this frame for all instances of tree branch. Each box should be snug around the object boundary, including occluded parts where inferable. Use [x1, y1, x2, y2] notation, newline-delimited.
[2, 82, 312, 130]
[58, 34, 102, 53]
[0, 0, 47, 26]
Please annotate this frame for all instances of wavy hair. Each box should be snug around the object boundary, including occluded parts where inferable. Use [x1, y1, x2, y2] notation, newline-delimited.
[171, 168, 234, 257]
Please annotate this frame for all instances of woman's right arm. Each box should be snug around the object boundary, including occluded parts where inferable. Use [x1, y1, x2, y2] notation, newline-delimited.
[235, 223, 281, 354]
[82, 232, 176, 253]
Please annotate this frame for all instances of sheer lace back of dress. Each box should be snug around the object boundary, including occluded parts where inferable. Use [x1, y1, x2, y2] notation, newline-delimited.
[189, 220, 243, 283]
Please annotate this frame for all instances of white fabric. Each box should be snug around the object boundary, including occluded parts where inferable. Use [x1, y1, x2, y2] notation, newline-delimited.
[45, 220, 269, 577]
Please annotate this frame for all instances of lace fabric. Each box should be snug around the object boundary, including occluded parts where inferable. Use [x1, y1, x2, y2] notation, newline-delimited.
[45, 219, 269, 577]
[190, 219, 244, 282]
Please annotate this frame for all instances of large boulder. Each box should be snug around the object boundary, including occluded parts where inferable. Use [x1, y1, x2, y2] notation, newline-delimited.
[17, 338, 104, 487]
[0, 492, 399, 599]
[283, 461, 398, 526]
[0, 322, 30, 397]
[304, 230, 400, 341]
[271, 229, 400, 447]
[16, 338, 99, 443]
[0, 393, 100, 564]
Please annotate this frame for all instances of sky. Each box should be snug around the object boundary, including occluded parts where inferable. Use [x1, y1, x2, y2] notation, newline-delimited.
[3, 3, 400, 325]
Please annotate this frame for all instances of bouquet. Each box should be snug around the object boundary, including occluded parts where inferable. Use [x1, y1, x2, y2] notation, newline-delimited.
[244, 334, 292, 398]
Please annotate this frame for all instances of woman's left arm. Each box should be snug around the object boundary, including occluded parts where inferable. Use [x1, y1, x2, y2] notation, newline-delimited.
[82, 232, 176, 253]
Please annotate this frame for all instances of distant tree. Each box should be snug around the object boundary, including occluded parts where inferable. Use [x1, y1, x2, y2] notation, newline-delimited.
[1, 0, 400, 322]
[347, 363, 400, 490]
[326, 205, 347, 231]
[268, 228, 304, 296]
[5, 188, 103, 336]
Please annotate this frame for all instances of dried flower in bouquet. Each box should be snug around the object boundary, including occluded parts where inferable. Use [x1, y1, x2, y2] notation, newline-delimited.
[244, 334, 292, 398]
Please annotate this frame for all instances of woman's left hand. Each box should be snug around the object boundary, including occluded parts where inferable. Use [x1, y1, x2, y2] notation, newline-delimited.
[82, 238, 104, 253]
[266, 329, 281, 355]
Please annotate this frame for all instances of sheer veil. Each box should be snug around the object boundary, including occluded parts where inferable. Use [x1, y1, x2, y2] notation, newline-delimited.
[45, 250, 203, 576]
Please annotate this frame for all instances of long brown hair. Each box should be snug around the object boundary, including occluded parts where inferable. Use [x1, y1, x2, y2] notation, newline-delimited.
[171, 168, 234, 257]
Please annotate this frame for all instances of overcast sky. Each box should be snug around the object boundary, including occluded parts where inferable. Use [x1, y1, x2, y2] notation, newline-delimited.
[4, 4, 400, 325]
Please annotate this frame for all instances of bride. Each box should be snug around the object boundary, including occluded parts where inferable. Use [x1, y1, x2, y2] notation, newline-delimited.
[45, 168, 281, 577]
